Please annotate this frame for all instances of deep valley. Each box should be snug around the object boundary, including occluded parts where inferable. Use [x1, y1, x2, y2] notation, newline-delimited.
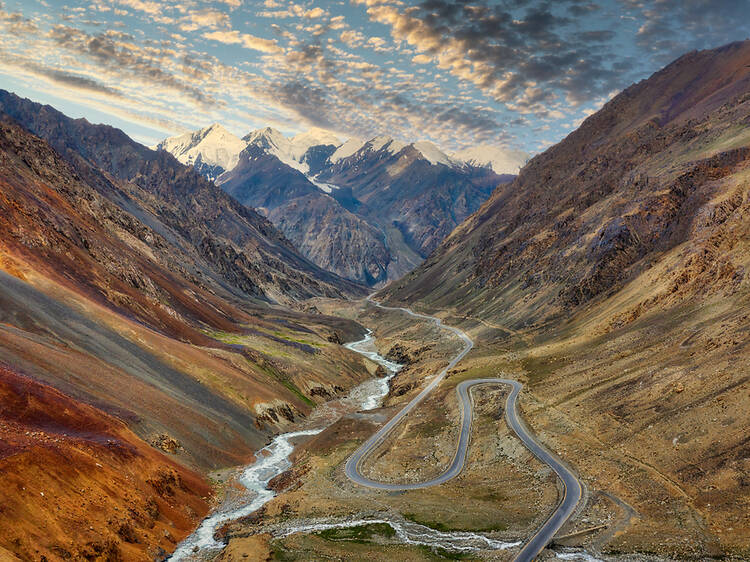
[0, 17, 749, 562]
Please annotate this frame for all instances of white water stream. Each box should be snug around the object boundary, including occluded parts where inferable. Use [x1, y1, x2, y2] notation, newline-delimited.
[272, 516, 521, 552]
[170, 330, 399, 560]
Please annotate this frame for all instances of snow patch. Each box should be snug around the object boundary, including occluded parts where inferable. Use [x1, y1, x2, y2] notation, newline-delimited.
[244, 126, 344, 179]
[452, 144, 529, 174]
[289, 127, 341, 160]
[368, 136, 407, 154]
[329, 136, 408, 164]
[329, 137, 364, 163]
[244, 127, 311, 174]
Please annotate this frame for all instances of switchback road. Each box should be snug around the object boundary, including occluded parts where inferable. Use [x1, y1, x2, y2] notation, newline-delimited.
[345, 298, 582, 562]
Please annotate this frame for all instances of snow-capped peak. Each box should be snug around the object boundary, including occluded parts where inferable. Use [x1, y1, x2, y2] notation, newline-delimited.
[290, 128, 341, 160]
[329, 136, 408, 164]
[329, 137, 365, 163]
[367, 136, 407, 154]
[243, 126, 339, 177]
[243, 127, 291, 153]
[411, 140, 458, 167]
[155, 123, 246, 175]
[452, 145, 529, 174]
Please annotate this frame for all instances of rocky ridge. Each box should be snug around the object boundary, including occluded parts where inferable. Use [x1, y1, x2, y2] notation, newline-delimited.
[159, 125, 515, 285]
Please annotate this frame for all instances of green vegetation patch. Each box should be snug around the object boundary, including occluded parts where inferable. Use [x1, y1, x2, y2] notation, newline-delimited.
[255, 361, 315, 407]
[403, 513, 452, 532]
[272, 331, 323, 347]
[404, 512, 507, 533]
[414, 419, 448, 438]
[316, 523, 396, 543]
[203, 327, 317, 407]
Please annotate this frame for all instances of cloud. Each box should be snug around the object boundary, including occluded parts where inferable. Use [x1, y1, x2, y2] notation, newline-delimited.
[6, 0, 748, 157]
[340, 29, 365, 48]
[116, 0, 163, 16]
[0, 8, 38, 33]
[47, 24, 218, 106]
[625, 0, 750, 64]
[257, 3, 328, 20]
[179, 9, 230, 32]
[0, 54, 125, 98]
[365, 1, 630, 117]
[202, 30, 282, 53]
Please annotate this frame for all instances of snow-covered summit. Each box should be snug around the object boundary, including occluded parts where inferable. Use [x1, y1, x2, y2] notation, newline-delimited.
[329, 135, 463, 169]
[242, 126, 343, 176]
[290, 128, 341, 160]
[411, 140, 460, 167]
[243, 127, 290, 154]
[329, 136, 408, 164]
[155, 123, 246, 178]
[452, 145, 528, 174]
[329, 137, 364, 163]
[157, 123, 524, 197]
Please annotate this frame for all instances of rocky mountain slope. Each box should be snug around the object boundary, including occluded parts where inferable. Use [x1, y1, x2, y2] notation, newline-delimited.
[158, 125, 515, 285]
[383, 41, 750, 326]
[219, 134, 391, 285]
[317, 138, 514, 266]
[381, 40, 750, 557]
[0, 94, 374, 558]
[0, 364, 211, 561]
[0, 90, 363, 304]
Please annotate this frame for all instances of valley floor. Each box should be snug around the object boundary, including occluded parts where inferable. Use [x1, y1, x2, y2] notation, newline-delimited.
[215, 296, 749, 561]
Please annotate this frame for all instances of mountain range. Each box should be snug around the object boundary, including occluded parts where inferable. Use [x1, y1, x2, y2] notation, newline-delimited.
[156, 124, 517, 285]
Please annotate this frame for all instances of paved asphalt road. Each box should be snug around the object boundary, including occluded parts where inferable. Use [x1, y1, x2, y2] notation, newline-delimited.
[345, 298, 582, 561]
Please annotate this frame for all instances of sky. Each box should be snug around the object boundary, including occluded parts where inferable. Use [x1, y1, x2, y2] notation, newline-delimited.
[0, 0, 749, 154]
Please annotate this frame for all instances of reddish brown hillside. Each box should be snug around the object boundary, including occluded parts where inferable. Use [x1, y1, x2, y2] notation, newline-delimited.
[0, 364, 210, 561]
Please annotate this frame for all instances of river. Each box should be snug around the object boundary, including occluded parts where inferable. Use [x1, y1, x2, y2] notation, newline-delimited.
[169, 330, 399, 560]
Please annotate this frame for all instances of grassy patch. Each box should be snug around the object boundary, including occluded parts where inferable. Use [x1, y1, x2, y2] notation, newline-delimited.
[404, 512, 507, 533]
[403, 513, 451, 532]
[414, 419, 447, 438]
[255, 362, 315, 407]
[270, 541, 296, 561]
[273, 331, 323, 347]
[203, 328, 317, 407]
[520, 353, 567, 385]
[203, 328, 244, 345]
[316, 523, 396, 543]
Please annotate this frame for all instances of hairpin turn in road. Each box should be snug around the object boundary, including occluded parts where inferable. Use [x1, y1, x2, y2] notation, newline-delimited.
[345, 298, 582, 562]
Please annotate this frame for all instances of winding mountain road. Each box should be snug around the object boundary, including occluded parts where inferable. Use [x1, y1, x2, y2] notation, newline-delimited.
[345, 299, 582, 562]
